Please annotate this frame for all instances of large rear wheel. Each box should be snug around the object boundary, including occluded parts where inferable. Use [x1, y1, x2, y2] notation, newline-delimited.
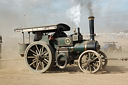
[24, 42, 54, 73]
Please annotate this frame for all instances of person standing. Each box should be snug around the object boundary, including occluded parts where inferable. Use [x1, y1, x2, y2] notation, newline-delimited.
[0, 35, 2, 59]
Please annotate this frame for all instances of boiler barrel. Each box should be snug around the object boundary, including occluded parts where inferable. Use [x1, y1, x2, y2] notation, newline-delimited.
[69, 41, 100, 53]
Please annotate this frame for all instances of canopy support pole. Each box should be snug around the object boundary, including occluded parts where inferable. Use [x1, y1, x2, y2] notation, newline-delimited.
[28, 32, 30, 43]
[22, 32, 25, 44]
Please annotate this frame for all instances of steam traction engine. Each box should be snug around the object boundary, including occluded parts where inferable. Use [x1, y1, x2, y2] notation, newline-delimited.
[14, 16, 107, 73]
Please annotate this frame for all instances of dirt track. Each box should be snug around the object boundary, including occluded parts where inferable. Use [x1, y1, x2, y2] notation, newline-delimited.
[0, 53, 128, 85]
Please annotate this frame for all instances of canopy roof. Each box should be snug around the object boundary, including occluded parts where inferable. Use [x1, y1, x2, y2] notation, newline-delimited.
[14, 23, 70, 33]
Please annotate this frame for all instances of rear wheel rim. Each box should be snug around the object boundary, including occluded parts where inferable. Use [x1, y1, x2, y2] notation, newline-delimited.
[24, 42, 54, 73]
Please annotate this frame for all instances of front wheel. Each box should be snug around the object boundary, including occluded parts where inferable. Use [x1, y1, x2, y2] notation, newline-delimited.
[78, 50, 101, 74]
[98, 51, 108, 69]
[24, 42, 54, 73]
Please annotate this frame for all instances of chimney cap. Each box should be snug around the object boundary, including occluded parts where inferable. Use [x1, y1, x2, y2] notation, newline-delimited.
[88, 16, 95, 20]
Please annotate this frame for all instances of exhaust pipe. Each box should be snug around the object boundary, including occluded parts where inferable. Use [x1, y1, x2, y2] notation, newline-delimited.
[88, 16, 95, 40]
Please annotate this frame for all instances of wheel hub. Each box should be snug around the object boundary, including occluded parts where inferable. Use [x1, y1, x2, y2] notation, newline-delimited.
[87, 59, 91, 64]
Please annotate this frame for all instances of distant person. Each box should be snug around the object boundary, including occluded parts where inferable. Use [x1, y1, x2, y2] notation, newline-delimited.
[119, 46, 122, 52]
[122, 46, 125, 52]
[52, 30, 67, 38]
[0, 35, 2, 59]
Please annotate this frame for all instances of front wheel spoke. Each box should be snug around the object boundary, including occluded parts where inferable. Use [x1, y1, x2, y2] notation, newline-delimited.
[81, 61, 88, 66]
[88, 53, 91, 59]
[102, 60, 105, 62]
[101, 57, 105, 59]
[93, 63, 98, 67]
[81, 61, 87, 64]
[92, 57, 98, 61]
[101, 56, 104, 58]
[89, 65, 92, 73]
[99, 54, 102, 56]
[96, 61, 100, 63]
[85, 66, 89, 71]
[95, 61, 100, 64]
[92, 53, 95, 57]
[93, 65, 96, 70]
[82, 64, 87, 69]
[90, 53, 94, 58]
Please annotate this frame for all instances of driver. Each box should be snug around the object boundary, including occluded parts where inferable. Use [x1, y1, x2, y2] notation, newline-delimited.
[49, 29, 67, 40]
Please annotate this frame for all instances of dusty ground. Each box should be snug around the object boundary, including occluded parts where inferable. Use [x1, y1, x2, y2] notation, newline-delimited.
[0, 53, 128, 85]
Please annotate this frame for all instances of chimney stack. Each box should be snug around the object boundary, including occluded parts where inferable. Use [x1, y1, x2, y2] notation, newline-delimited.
[88, 16, 95, 40]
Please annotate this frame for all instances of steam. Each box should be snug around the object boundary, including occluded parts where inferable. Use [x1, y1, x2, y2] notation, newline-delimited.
[66, 4, 81, 27]
[70, 0, 94, 16]
[66, 0, 94, 27]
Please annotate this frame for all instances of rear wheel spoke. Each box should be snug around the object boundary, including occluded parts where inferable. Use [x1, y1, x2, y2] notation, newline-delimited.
[35, 45, 40, 53]
[41, 50, 47, 55]
[30, 49, 37, 54]
[41, 46, 44, 53]
[44, 52, 48, 55]
[36, 62, 40, 70]
[30, 60, 37, 66]
[40, 61, 45, 69]
[33, 54, 37, 57]
[43, 59, 48, 64]
[27, 56, 35, 58]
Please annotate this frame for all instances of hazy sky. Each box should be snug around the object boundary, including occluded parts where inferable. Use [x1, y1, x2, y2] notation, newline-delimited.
[0, 0, 128, 36]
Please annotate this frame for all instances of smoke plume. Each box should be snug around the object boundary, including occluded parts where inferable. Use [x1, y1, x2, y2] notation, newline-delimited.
[66, 4, 81, 27]
[87, 1, 93, 16]
[66, 0, 94, 28]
